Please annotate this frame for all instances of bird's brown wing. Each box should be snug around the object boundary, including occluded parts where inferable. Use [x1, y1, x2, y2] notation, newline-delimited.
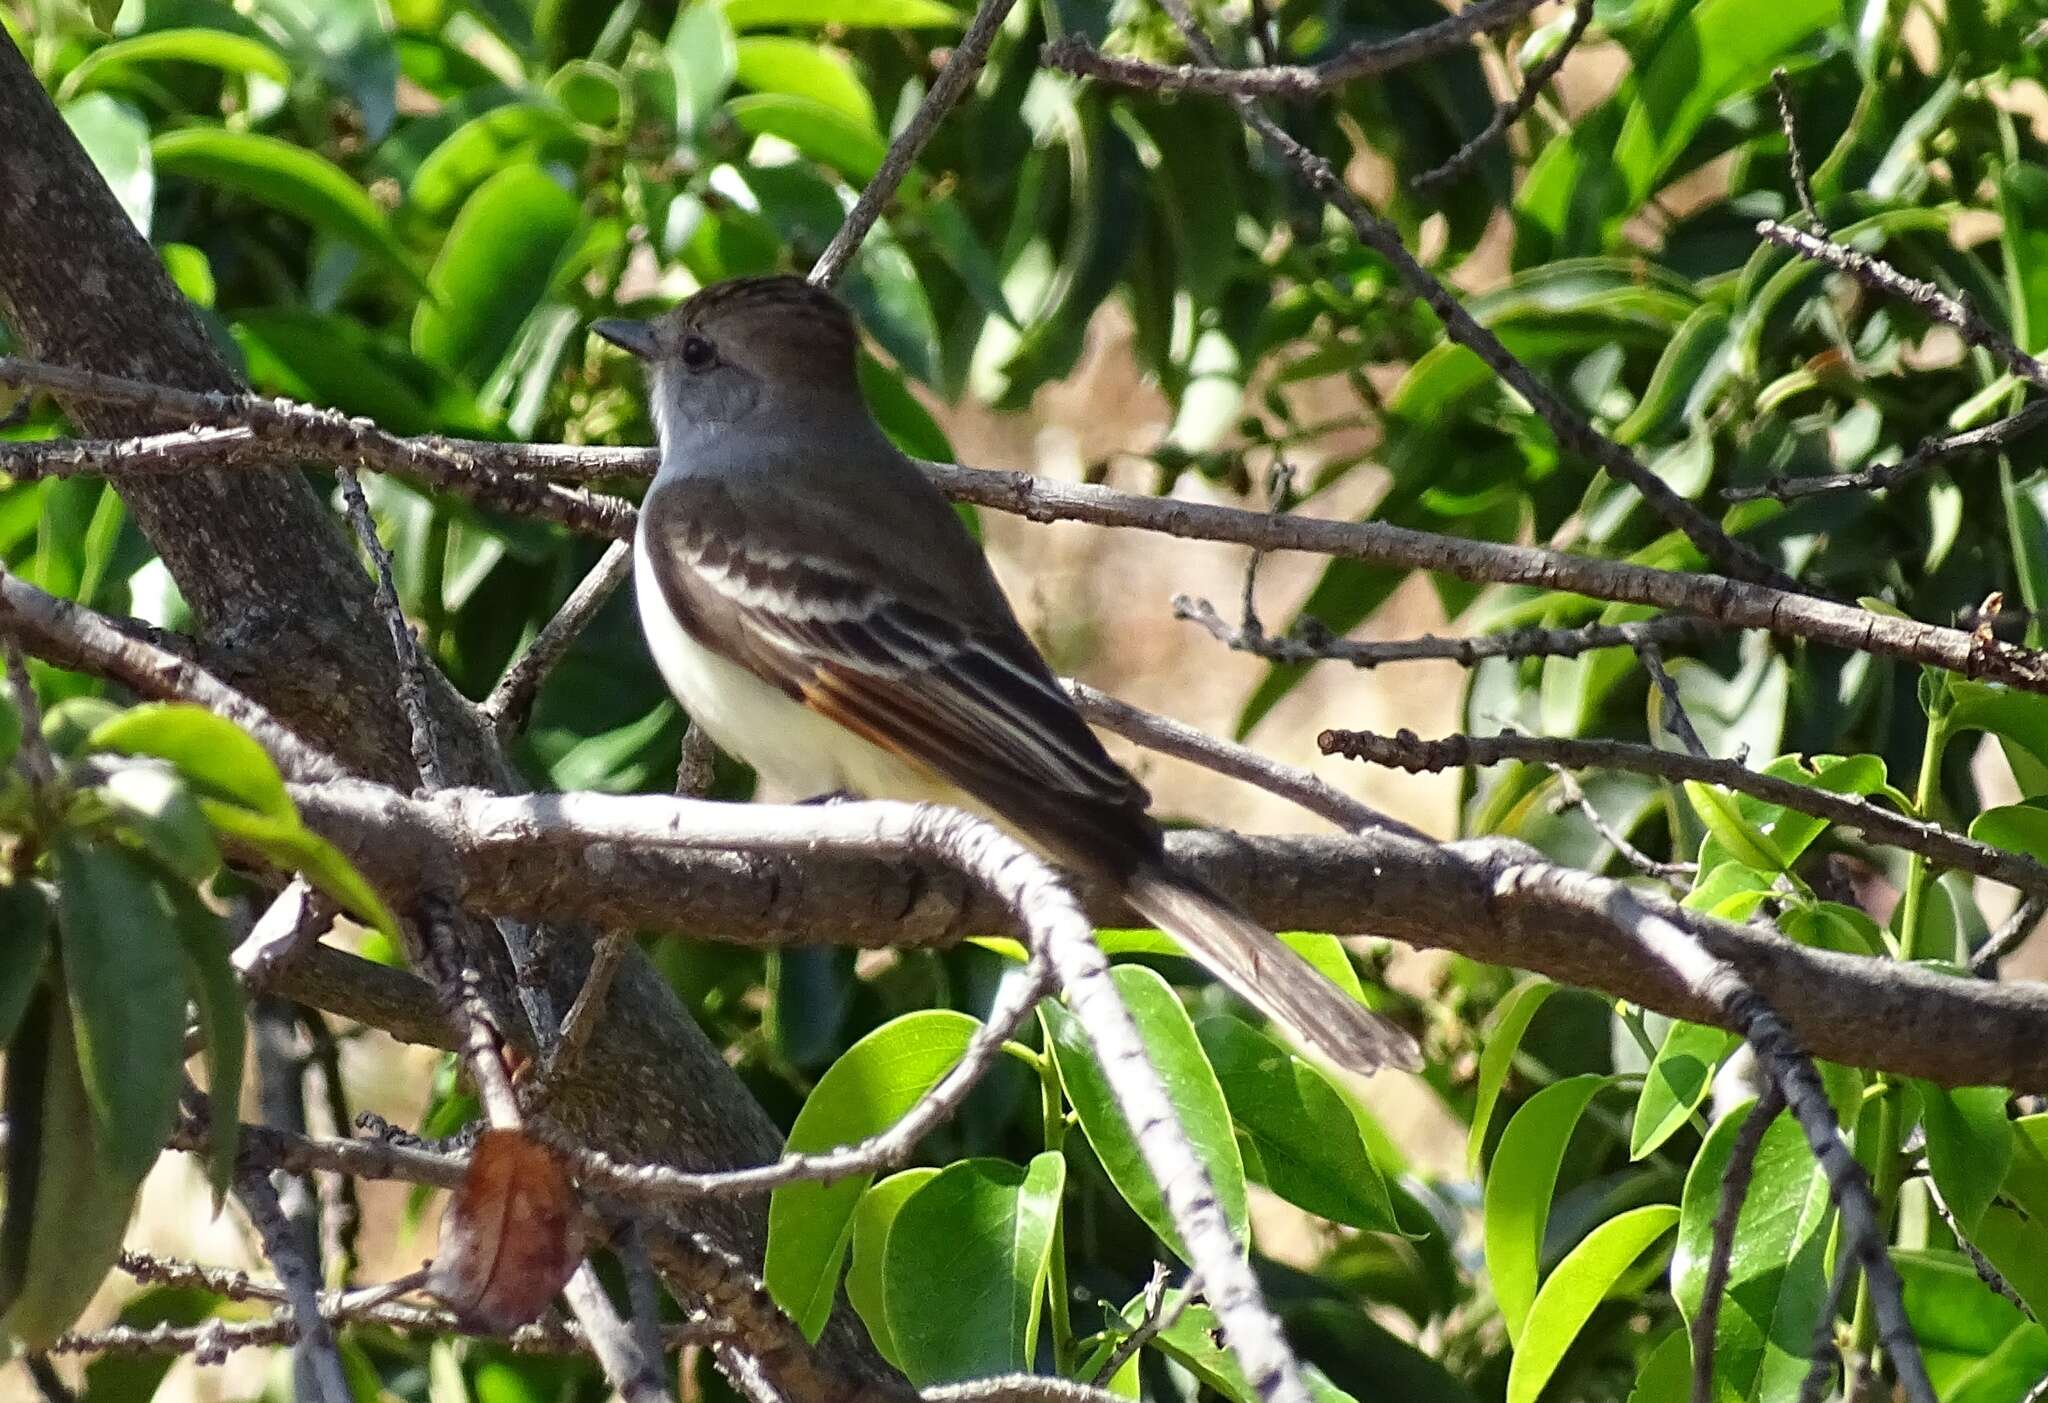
[640, 476, 1159, 871]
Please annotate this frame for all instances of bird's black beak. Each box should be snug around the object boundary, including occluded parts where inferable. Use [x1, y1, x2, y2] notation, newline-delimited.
[592, 317, 659, 359]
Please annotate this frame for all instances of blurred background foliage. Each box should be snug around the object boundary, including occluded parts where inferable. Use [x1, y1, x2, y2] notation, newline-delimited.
[6, 0, 2048, 1398]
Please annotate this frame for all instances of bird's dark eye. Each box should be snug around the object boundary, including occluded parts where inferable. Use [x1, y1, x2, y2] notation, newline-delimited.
[680, 334, 716, 371]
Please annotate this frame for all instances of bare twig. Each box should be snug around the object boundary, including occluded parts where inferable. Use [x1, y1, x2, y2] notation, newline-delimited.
[2023, 1372, 2048, 1403]
[1922, 1179, 2028, 1314]
[926, 1378, 1132, 1403]
[543, 929, 635, 1087]
[542, 950, 1052, 1202]
[1722, 399, 2048, 502]
[1413, 0, 1593, 191]
[481, 541, 633, 741]
[564, 1264, 675, 1403]
[3, 635, 55, 792]
[233, 1165, 353, 1403]
[1064, 678, 1425, 839]
[1771, 68, 1819, 226]
[1039, 0, 1545, 98]
[1974, 891, 2048, 976]
[1756, 220, 2048, 395]
[1318, 726, 2048, 897]
[1547, 765, 1694, 882]
[1691, 1084, 1786, 1403]
[233, 879, 335, 985]
[809, 0, 1020, 288]
[1177, 593, 1719, 669]
[1638, 642, 1711, 759]
[339, 469, 447, 790]
[1094, 1265, 1199, 1385]
[1136, 1, 1796, 592]
[21, 1355, 74, 1403]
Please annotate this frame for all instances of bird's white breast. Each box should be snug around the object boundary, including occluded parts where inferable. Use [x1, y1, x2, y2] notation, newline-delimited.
[631, 532, 946, 803]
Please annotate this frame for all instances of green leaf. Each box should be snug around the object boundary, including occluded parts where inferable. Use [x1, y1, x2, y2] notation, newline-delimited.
[1140, 1297, 1364, 1403]
[167, 888, 242, 1209]
[669, 2, 738, 136]
[845, 1168, 938, 1368]
[0, 992, 150, 1349]
[1684, 781, 1787, 872]
[733, 36, 876, 129]
[1507, 1206, 1680, 1403]
[1041, 965, 1248, 1261]
[1972, 803, 2048, 864]
[90, 704, 292, 820]
[1484, 1073, 1612, 1343]
[1949, 682, 2048, 797]
[88, 0, 121, 32]
[1469, 978, 1556, 1175]
[1628, 1330, 1691, 1403]
[1631, 1021, 1736, 1160]
[721, 0, 962, 27]
[62, 94, 153, 236]
[1672, 1099, 1831, 1403]
[413, 165, 582, 384]
[59, 29, 292, 100]
[196, 802, 400, 942]
[98, 763, 222, 884]
[1917, 1083, 2013, 1234]
[765, 1010, 980, 1339]
[1196, 1015, 1399, 1233]
[407, 103, 587, 222]
[152, 128, 427, 295]
[728, 93, 888, 182]
[0, 883, 51, 1050]
[882, 1154, 1065, 1385]
[51, 836, 186, 1182]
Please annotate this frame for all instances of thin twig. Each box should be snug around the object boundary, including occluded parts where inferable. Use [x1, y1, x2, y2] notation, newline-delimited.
[1064, 678, 1425, 839]
[1725, 399, 2048, 501]
[541, 950, 1053, 1202]
[1638, 642, 1711, 759]
[339, 469, 447, 790]
[1771, 68, 1819, 226]
[1136, 2, 1800, 592]
[1039, 0, 1545, 98]
[1547, 765, 1694, 881]
[809, 0, 1020, 288]
[563, 1264, 675, 1403]
[1974, 891, 2048, 976]
[1798, 1239, 1860, 1403]
[1178, 594, 1719, 669]
[233, 1165, 353, 1403]
[543, 929, 635, 1087]
[21, 1356, 74, 1403]
[1691, 1084, 1786, 1403]
[1922, 1178, 2028, 1314]
[481, 541, 633, 741]
[3, 635, 56, 793]
[1318, 726, 2048, 897]
[926, 1376, 1136, 1403]
[1756, 220, 2048, 396]
[1094, 1265, 1199, 1385]
[233, 880, 335, 985]
[1413, 0, 1593, 191]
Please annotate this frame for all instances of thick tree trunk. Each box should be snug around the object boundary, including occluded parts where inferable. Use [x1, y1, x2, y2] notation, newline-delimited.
[0, 35, 893, 1392]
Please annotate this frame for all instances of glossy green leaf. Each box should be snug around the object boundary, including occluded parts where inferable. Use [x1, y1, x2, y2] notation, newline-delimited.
[153, 128, 426, 294]
[1917, 1083, 2013, 1234]
[1041, 965, 1248, 1261]
[51, 836, 186, 1181]
[407, 103, 587, 221]
[845, 1168, 938, 1368]
[63, 94, 153, 235]
[0, 992, 149, 1349]
[882, 1154, 1065, 1384]
[1484, 1073, 1612, 1343]
[1631, 1021, 1736, 1160]
[1507, 1206, 1680, 1403]
[722, 0, 961, 27]
[195, 802, 400, 941]
[1469, 977, 1556, 1175]
[1684, 781, 1786, 872]
[98, 763, 222, 884]
[729, 93, 888, 182]
[1671, 1099, 1831, 1403]
[1196, 1015, 1398, 1232]
[0, 883, 50, 1050]
[90, 703, 292, 820]
[670, 2, 738, 136]
[766, 1010, 980, 1338]
[1972, 803, 2048, 865]
[733, 36, 875, 129]
[414, 165, 581, 383]
[167, 887, 242, 1207]
[1950, 682, 2048, 797]
[59, 29, 292, 100]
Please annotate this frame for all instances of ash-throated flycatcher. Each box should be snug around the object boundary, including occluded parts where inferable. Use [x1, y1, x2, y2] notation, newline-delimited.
[594, 275, 1417, 1074]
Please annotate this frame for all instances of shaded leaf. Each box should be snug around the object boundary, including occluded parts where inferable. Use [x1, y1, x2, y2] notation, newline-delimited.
[1508, 1205, 1680, 1403]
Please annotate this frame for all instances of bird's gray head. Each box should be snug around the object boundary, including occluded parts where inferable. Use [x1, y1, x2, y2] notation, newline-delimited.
[592, 275, 862, 447]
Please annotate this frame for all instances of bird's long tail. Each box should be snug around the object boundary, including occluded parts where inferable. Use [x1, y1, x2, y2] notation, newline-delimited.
[1121, 862, 1420, 1075]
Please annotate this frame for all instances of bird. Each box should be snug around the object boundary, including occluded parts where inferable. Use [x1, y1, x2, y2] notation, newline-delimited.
[592, 275, 1419, 1075]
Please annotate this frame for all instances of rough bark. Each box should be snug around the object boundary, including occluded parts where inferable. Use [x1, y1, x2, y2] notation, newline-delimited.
[0, 36, 893, 1390]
